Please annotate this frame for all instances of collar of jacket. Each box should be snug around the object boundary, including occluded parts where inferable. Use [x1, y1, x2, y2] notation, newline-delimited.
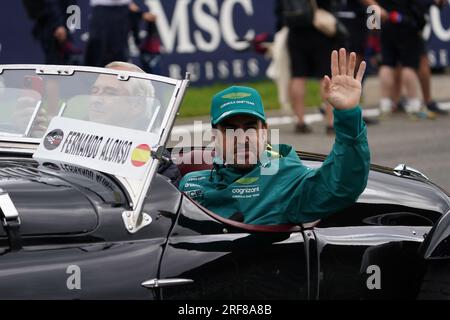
[210, 144, 291, 188]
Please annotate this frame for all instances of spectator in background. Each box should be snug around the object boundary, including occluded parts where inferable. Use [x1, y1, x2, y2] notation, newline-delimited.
[396, 0, 448, 115]
[279, 0, 346, 135]
[84, 0, 131, 67]
[129, 2, 162, 75]
[179, 49, 370, 224]
[336, 1, 367, 78]
[361, 0, 444, 116]
[22, 0, 81, 65]
[334, 0, 379, 125]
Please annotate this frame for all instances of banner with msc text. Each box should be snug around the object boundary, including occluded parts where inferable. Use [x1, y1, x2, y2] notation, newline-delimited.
[0, 0, 275, 85]
[0, 1, 449, 80]
[33, 117, 159, 180]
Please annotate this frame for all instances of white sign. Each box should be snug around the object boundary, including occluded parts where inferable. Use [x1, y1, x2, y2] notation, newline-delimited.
[34, 117, 159, 180]
[147, 0, 255, 54]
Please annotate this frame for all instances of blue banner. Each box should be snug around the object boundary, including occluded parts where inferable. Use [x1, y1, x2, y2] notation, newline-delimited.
[0, 0, 449, 86]
[425, 4, 450, 68]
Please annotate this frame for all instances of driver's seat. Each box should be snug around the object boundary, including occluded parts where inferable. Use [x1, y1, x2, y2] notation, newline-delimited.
[175, 148, 215, 177]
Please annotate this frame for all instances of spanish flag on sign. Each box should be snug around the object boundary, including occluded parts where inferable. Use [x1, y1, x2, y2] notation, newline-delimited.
[131, 144, 151, 167]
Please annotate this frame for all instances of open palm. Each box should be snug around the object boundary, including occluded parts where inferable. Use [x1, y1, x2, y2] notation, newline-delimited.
[323, 48, 366, 110]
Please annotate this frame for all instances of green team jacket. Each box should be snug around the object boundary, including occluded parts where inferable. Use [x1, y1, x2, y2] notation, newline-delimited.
[179, 106, 370, 225]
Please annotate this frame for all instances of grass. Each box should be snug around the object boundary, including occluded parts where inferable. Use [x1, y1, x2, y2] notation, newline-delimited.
[178, 79, 322, 118]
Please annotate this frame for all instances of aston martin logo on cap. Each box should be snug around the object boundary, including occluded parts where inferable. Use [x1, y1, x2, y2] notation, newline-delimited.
[211, 86, 266, 125]
[222, 92, 252, 99]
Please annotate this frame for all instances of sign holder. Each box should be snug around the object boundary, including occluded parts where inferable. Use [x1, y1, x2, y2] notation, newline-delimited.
[121, 73, 190, 233]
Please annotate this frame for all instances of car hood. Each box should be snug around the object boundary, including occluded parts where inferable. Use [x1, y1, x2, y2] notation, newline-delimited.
[360, 170, 450, 213]
[302, 158, 450, 215]
[0, 158, 125, 237]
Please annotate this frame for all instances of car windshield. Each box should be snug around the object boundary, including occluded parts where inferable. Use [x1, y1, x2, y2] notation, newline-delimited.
[0, 67, 177, 139]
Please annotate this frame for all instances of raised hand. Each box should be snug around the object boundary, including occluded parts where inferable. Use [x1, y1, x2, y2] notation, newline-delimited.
[323, 48, 366, 110]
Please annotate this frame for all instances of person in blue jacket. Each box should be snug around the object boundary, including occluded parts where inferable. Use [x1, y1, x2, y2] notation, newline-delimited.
[179, 48, 370, 225]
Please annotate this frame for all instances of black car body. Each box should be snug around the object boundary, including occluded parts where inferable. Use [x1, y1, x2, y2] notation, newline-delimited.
[1, 65, 450, 299]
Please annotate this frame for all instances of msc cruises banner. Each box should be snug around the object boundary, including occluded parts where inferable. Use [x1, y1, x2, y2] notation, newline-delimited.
[424, 4, 450, 68]
[0, 0, 449, 85]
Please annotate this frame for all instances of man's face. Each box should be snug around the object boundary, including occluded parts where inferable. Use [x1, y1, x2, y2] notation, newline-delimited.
[88, 73, 131, 125]
[216, 114, 267, 171]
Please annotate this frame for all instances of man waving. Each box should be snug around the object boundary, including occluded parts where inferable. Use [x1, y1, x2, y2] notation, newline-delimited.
[179, 48, 370, 225]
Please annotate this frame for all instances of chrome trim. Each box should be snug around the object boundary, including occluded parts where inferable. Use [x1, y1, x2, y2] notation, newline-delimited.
[122, 211, 152, 233]
[0, 137, 40, 144]
[0, 133, 24, 138]
[146, 104, 161, 133]
[122, 78, 190, 234]
[24, 100, 43, 137]
[160, 79, 190, 146]
[0, 148, 34, 155]
[0, 139, 38, 151]
[0, 64, 190, 234]
[0, 64, 179, 84]
[141, 278, 194, 288]
[57, 102, 67, 117]
[394, 163, 429, 180]
[315, 226, 430, 246]
[35, 65, 75, 76]
[120, 147, 159, 234]
[117, 74, 130, 81]
[0, 192, 21, 228]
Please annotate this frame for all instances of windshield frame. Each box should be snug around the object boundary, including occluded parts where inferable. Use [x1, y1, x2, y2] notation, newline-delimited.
[0, 64, 180, 144]
[0, 64, 190, 233]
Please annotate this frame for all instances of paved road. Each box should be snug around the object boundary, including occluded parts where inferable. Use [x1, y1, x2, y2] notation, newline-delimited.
[171, 111, 450, 191]
[276, 113, 450, 191]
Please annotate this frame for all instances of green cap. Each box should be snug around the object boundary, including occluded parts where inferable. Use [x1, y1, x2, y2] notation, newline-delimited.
[210, 86, 266, 126]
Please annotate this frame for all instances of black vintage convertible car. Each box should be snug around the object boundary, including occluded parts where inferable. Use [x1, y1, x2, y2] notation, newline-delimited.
[0, 65, 449, 300]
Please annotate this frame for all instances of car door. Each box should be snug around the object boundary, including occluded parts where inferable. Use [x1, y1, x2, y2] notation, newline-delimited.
[311, 204, 438, 299]
[312, 224, 430, 299]
[0, 232, 165, 299]
[158, 196, 310, 300]
[296, 160, 446, 300]
[0, 167, 178, 300]
[0, 64, 190, 299]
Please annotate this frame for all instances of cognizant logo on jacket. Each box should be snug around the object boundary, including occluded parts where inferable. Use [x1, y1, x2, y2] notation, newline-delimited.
[231, 186, 260, 198]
